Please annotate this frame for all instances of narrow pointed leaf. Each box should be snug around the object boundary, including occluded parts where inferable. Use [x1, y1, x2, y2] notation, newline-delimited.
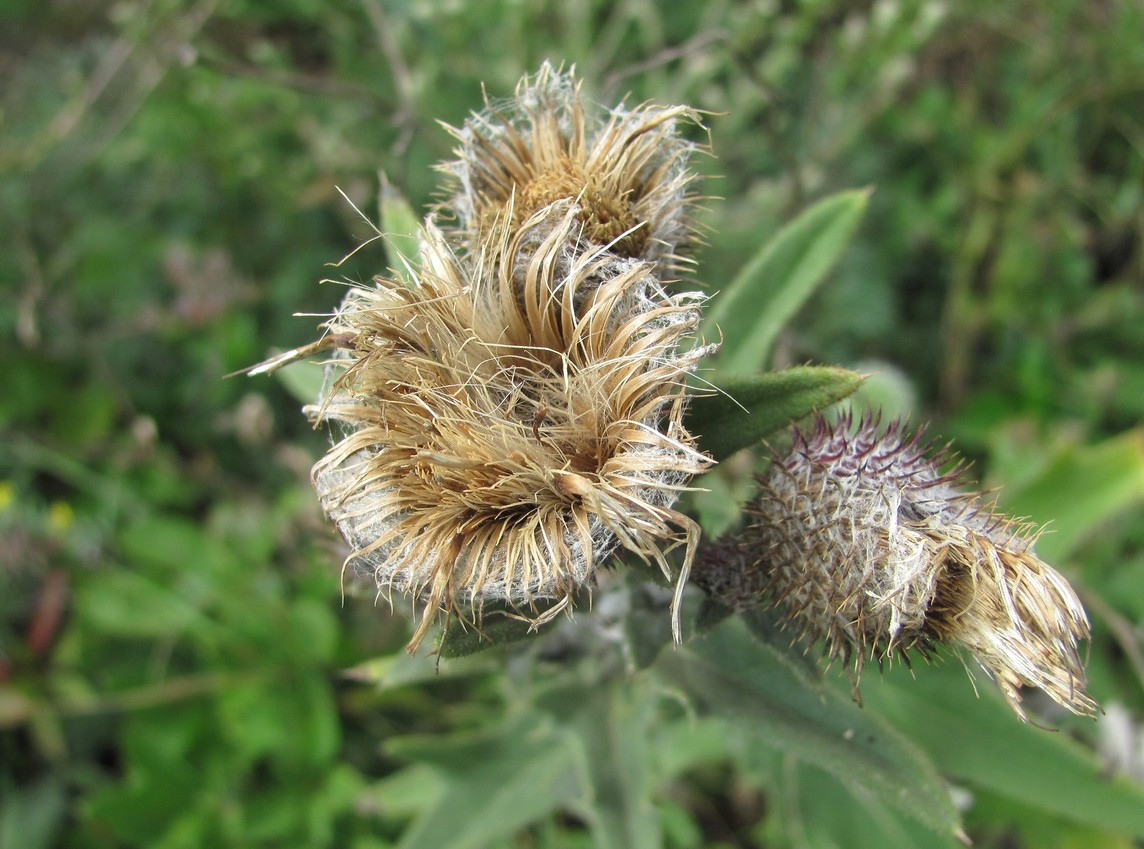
[655, 618, 962, 837]
[379, 172, 421, 283]
[275, 359, 326, 405]
[998, 427, 1144, 562]
[704, 188, 870, 374]
[437, 600, 569, 658]
[389, 717, 584, 849]
[686, 367, 864, 461]
[863, 662, 1144, 838]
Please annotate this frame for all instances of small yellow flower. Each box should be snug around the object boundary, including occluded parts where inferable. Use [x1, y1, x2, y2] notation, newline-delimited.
[48, 500, 74, 533]
[310, 207, 715, 651]
[695, 415, 1097, 720]
[439, 62, 705, 276]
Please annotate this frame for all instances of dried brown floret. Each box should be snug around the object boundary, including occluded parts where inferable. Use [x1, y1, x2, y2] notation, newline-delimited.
[439, 61, 705, 275]
[310, 207, 716, 651]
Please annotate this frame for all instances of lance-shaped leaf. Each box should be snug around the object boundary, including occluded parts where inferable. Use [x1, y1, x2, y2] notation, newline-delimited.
[863, 661, 1144, 839]
[998, 427, 1144, 562]
[436, 598, 573, 659]
[704, 188, 870, 374]
[387, 715, 584, 849]
[686, 366, 864, 461]
[274, 359, 326, 405]
[655, 618, 962, 838]
[379, 172, 421, 284]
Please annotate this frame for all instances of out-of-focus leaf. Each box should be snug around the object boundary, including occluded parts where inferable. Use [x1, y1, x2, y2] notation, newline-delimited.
[703, 188, 870, 374]
[564, 682, 663, 849]
[275, 359, 326, 406]
[379, 173, 421, 284]
[624, 580, 675, 669]
[343, 649, 496, 689]
[687, 367, 864, 461]
[655, 618, 962, 838]
[80, 570, 207, 638]
[652, 716, 732, 778]
[771, 759, 964, 849]
[87, 764, 203, 846]
[690, 463, 757, 537]
[862, 662, 1144, 838]
[361, 764, 445, 819]
[388, 715, 584, 849]
[0, 777, 66, 849]
[998, 428, 1144, 562]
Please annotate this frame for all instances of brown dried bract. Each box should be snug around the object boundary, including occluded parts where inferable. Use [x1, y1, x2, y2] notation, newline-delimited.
[310, 208, 716, 651]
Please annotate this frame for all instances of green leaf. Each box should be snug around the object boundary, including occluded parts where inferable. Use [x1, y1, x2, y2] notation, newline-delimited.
[862, 662, 1144, 838]
[436, 600, 571, 658]
[624, 579, 675, 669]
[655, 618, 962, 838]
[776, 760, 965, 849]
[565, 681, 663, 849]
[704, 188, 870, 374]
[436, 616, 537, 658]
[690, 463, 758, 537]
[274, 359, 326, 406]
[998, 427, 1144, 562]
[0, 778, 66, 849]
[363, 764, 445, 819]
[388, 716, 584, 849]
[379, 173, 421, 284]
[686, 367, 865, 461]
[79, 570, 207, 638]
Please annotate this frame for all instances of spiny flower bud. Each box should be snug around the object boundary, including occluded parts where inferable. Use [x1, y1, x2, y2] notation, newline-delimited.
[439, 61, 704, 275]
[309, 208, 715, 652]
[694, 415, 1097, 720]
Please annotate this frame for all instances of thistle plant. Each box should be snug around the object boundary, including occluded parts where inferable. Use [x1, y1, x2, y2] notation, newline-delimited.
[250, 64, 1096, 724]
[693, 415, 1098, 720]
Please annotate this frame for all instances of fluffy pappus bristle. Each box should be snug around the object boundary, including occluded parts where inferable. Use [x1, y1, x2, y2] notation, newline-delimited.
[439, 61, 706, 277]
[309, 208, 717, 652]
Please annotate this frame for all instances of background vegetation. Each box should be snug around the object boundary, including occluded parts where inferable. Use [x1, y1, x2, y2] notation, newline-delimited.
[3, 0, 1144, 847]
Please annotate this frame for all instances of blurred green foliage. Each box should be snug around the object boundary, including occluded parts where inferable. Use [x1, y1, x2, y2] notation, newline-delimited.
[3, 0, 1144, 847]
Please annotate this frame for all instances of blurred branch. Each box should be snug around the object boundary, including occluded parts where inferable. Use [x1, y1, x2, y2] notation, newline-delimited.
[15, 232, 46, 348]
[0, 671, 251, 730]
[602, 28, 729, 94]
[1081, 586, 1144, 700]
[205, 56, 385, 100]
[360, 0, 419, 159]
[730, 48, 806, 213]
[0, 0, 222, 172]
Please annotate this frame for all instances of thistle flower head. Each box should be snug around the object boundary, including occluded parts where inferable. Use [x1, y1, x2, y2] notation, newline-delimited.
[310, 207, 714, 652]
[694, 415, 1097, 720]
[439, 61, 704, 274]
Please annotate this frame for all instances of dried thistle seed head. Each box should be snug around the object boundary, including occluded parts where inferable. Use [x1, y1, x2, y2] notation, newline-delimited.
[310, 210, 716, 652]
[439, 62, 705, 274]
[694, 415, 1097, 720]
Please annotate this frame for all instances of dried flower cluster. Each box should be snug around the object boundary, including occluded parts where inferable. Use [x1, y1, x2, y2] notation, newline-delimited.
[252, 63, 1095, 720]
[694, 415, 1097, 719]
[439, 62, 704, 273]
[272, 64, 714, 651]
